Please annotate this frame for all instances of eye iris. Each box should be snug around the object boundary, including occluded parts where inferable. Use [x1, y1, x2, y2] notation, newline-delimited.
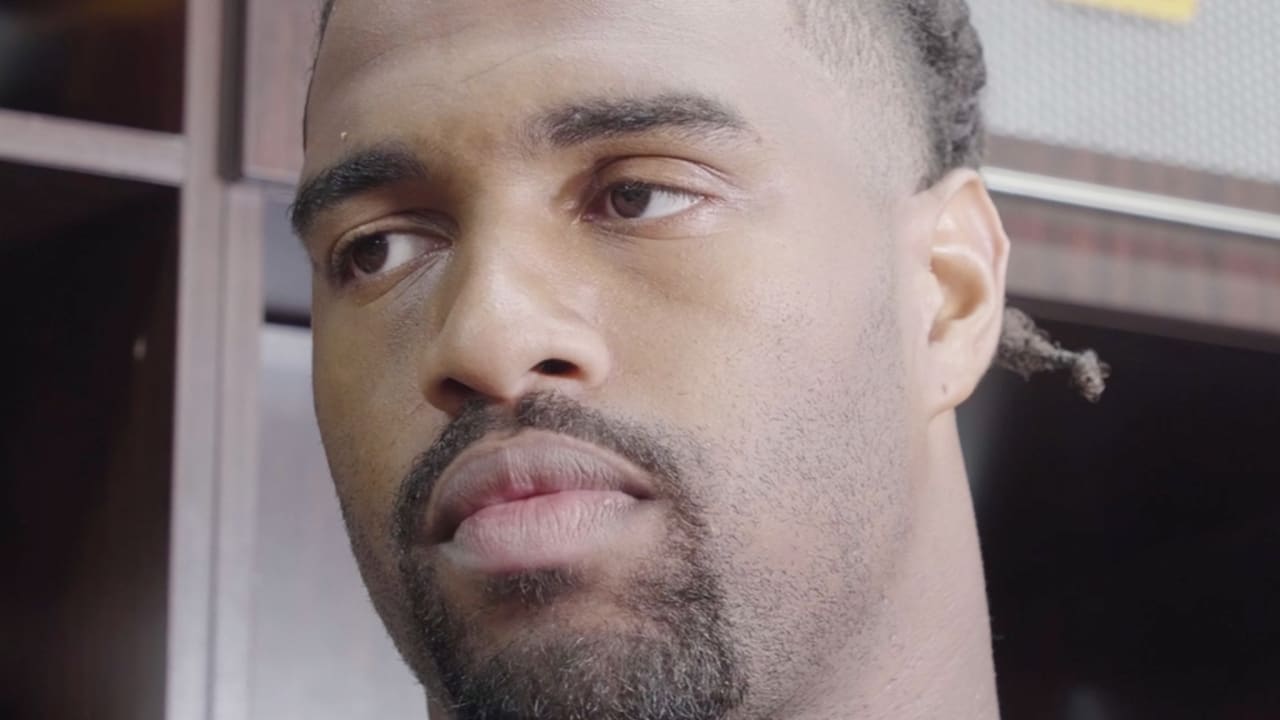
[610, 185, 652, 218]
[350, 235, 389, 275]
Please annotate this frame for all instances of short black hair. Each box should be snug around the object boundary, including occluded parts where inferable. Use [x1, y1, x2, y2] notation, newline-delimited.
[892, 0, 988, 184]
[788, 0, 987, 187]
[312, 0, 986, 188]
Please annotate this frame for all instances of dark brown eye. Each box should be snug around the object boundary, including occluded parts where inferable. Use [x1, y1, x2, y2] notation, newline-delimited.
[350, 234, 389, 275]
[601, 183, 700, 221]
[609, 184, 653, 219]
[341, 232, 437, 282]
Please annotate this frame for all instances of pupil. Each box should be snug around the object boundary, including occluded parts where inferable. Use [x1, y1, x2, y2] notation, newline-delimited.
[351, 235, 389, 275]
[611, 185, 652, 218]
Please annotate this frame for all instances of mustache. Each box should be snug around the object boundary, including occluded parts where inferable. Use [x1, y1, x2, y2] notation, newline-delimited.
[391, 392, 685, 549]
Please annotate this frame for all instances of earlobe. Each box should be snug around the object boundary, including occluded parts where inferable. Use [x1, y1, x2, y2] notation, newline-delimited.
[921, 170, 1009, 415]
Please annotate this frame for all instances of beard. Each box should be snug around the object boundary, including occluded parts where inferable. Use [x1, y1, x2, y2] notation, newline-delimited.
[390, 393, 749, 720]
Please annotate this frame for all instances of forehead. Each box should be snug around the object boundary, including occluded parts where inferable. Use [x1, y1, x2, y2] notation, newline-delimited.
[304, 0, 875, 174]
[314, 0, 799, 95]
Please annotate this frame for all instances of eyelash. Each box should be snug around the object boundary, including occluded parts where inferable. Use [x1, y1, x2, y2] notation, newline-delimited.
[327, 178, 708, 287]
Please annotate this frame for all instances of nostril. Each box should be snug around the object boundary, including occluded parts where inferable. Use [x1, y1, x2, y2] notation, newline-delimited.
[437, 377, 474, 404]
[534, 358, 577, 377]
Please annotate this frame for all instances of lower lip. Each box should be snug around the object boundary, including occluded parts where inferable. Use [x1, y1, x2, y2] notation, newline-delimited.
[441, 490, 644, 574]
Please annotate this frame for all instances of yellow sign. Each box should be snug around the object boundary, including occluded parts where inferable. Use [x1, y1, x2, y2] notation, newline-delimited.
[1058, 0, 1199, 23]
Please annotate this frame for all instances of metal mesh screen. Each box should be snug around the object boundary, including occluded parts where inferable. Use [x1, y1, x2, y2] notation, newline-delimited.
[969, 0, 1280, 184]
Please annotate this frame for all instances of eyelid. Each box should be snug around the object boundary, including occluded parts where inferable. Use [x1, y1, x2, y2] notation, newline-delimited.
[591, 156, 729, 197]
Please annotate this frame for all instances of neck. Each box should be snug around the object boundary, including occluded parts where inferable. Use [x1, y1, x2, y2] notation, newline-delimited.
[789, 414, 1000, 720]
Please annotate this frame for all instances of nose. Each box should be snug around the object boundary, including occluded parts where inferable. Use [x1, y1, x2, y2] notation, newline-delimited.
[419, 250, 611, 418]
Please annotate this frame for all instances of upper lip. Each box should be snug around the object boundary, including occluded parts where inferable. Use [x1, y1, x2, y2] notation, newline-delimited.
[423, 430, 656, 543]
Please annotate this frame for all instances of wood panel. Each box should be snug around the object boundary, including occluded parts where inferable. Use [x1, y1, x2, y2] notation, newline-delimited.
[209, 185, 267, 720]
[988, 136, 1280, 216]
[0, 110, 186, 186]
[242, 0, 319, 184]
[997, 195, 1280, 339]
[166, 0, 241, 716]
[0, 0, 187, 133]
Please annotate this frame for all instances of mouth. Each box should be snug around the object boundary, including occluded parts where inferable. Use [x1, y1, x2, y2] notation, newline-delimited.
[422, 431, 658, 573]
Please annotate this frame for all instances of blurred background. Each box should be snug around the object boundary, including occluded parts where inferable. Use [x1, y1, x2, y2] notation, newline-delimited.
[1, 0, 1277, 718]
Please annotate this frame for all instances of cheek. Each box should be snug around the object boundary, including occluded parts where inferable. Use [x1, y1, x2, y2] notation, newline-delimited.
[687, 288, 906, 542]
[311, 311, 432, 571]
[608, 213, 896, 437]
[604, 222, 911, 617]
[662, 274, 911, 683]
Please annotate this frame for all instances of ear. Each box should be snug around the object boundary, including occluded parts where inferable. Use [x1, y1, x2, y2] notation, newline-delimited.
[913, 169, 1009, 417]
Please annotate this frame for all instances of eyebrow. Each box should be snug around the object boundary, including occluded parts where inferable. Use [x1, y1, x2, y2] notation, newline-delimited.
[291, 144, 428, 237]
[532, 92, 753, 147]
[291, 93, 753, 238]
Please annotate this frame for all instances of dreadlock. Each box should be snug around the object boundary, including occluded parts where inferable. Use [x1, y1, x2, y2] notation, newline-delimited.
[312, 0, 1108, 400]
[997, 308, 1110, 403]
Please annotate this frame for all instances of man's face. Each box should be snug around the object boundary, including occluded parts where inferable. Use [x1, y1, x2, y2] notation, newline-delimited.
[301, 1, 933, 717]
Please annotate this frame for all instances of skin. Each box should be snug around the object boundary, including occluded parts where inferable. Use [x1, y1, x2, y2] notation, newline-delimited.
[299, 1, 1009, 718]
